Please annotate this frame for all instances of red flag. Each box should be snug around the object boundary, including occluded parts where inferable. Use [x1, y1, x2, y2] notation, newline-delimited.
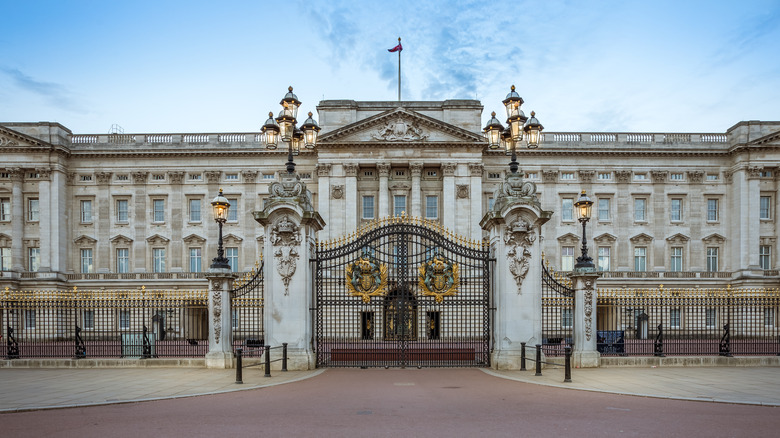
[388, 42, 402, 52]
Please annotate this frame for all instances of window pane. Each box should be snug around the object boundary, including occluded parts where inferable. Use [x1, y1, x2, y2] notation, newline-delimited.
[425, 196, 438, 219]
[634, 247, 646, 271]
[760, 196, 771, 219]
[81, 200, 92, 222]
[0, 198, 10, 221]
[561, 246, 574, 271]
[705, 308, 716, 328]
[598, 198, 610, 221]
[189, 199, 201, 222]
[226, 247, 238, 272]
[393, 195, 406, 216]
[760, 245, 771, 270]
[670, 247, 682, 272]
[81, 248, 93, 273]
[707, 199, 718, 221]
[117, 200, 128, 222]
[634, 199, 646, 221]
[362, 196, 374, 219]
[153, 248, 166, 272]
[29, 248, 40, 272]
[561, 308, 573, 328]
[117, 248, 129, 273]
[153, 199, 165, 222]
[670, 199, 682, 221]
[28, 198, 39, 221]
[228, 198, 238, 221]
[190, 248, 202, 272]
[83, 310, 95, 330]
[597, 247, 610, 271]
[562, 198, 573, 221]
[706, 247, 719, 272]
[119, 310, 130, 329]
[670, 308, 681, 328]
[0, 248, 11, 271]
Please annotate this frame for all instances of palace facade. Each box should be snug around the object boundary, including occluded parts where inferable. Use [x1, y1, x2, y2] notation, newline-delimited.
[1, 98, 779, 292]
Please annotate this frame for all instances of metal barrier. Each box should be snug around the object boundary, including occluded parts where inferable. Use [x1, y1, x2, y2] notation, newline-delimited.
[235, 343, 288, 383]
[519, 342, 572, 383]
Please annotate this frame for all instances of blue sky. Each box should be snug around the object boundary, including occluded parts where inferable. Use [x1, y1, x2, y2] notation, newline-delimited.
[1, 0, 778, 134]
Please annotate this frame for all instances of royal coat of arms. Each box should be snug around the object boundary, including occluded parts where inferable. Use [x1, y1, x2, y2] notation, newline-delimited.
[345, 252, 388, 303]
[418, 255, 459, 303]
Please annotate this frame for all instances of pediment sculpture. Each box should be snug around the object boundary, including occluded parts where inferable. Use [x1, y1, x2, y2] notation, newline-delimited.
[371, 117, 429, 141]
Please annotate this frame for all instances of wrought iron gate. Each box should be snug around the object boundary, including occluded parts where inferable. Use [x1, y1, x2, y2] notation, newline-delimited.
[541, 258, 574, 356]
[314, 216, 491, 368]
[231, 260, 265, 356]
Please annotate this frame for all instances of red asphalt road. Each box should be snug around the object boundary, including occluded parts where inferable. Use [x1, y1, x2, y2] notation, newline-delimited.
[1, 368, 777, 437]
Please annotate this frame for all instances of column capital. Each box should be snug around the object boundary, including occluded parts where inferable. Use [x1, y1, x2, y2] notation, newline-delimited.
[167, 171, 185, 184]
[746, 166, 763, 179]
[468, 162, 484, 177]
[204, 170, 221, 184]
[35, 168, 52, 181]
[614, 170, 631, 183]
[650, 169, 667, 183]
[132, 171, 149, 184]
[377, 163, 391, 177]
[410, 162, 423, 177]
[95, 171, 113, 185]
[578, 170, 595, 183]
[687, 170, 704, 183]
[316, 163, 332, 177]
[7, 168, 24, 182]
[541, 170, 558, 183]
[344, 163, 359, 177]
[241, 170, 258, 183]
[441, 162, 456, 177]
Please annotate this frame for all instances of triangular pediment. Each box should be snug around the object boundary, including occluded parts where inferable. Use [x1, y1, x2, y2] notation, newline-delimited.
[318, 107, 484, 145]
[557, 233, 581, 245]
[593, 233, 617, 243]
[666, 233, 690, 244]
[110, 234, 133, 245]
[630, 233, 654, 244]
[224, 233, 243, 245]
[702, 233, 726, 244]
[146, 234, 170, 245]
[183, 234, 206, 244]
[74, 235, 97, 245]
[0, 126, 46, 150]
[749, 129, 780, 147]
[0, 233, 11, 246]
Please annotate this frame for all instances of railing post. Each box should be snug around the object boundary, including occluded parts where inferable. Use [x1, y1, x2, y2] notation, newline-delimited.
[719, 323, 732, 357]
[520, 342, 527, 371]
[235, 349, 243, 384]
[564, 346, 572, 383]
[282, 343, 288, 372]
[264, 345, 271, 377]
[535, 344, 542, 376]
[654, 323, 665, 357]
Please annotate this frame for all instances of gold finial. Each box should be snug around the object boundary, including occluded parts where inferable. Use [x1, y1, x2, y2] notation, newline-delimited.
[141, 285, 146, 294]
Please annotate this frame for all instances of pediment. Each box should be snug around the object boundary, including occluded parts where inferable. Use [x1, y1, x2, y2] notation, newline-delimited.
[146, 234, 170, 245]
[74, 235, 97, 245]
[0, 126, 46, 150]
[318, 107, 485, 145]
[110, 234, 133, 245]
[224, 233, 243, 245]
[702, 233, 726, 244]
[557, 233, 581, 245]
[749, 130, 780, 147]
[666, 233, 690, 244]
[593, 233, 617, 243]
[183, 233, 206, 244]
[630, 233, 654, 244]
[0, 233, 11, 246]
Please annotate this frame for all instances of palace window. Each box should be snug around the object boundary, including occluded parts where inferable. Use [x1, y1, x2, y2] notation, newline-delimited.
[80, 175, 93, 182]
[561, 308, 573, 329]
[116, 174, 129, 181]
[394, 195, 406, 216]
[189, 173, 202, 181]
[561, 246, 574, 271]
[526, 172, 538, 179]
[670, 308, 682, 329]
[634, 247, 647, 272]
[425, 196, 438, 219]
[263, 173, 275, 180]
[707, 199, 719, 222]
[705, 308, 717, 329]
[364, 171, 374, 177]
[670, 247, 683, 272]
[0, 198, 10, 221]
[597, 247, 610, 272]
[190, 247, 202, 272]
[300, 173, 311, 179]
[80, 248, 94, 273]
[116, 199, 129, 222]
[634, 198, 646, 221]
[119, 310, 130, 330]
[598, 198, 610, 221]
[226, 247, 238, 272]
[153, 199, 165, 222]
[760, 196, 772, 219]
[706, 174, 718, 181]
[25, 310, 36, 329]
[153, 248, 166, 273]
[395, 170, 406, 177]
[28, 247, 40, 272]
[670, 198, 683, 222]
[189, 199, 202, 222]
[670, 173, 684, 181]
[225, 173, 239, 181]
[152, 174, 165, 181]
[765, 308, 775, 327]
[634, 173, 647, 181]
[706, 247, 719, 272]
[362, 196, 375, 219]
[760, 245, 771, 270]
[232, 308, 240, 330]
[427, 171, 438, 177]
[28, 198, 39, 222]
[561, 172, 575, 180]
[597, 172, 611, 181]
[0, 247, 10, 271]
[83, 310, 95, 330]
[760, 170, 773, 178]
[116, 248, 129, 273]
[561, 198, 573, 221]
[227, 198, 238, 222]
[80, 200, 93, 223]
[488, 173, 501, 179]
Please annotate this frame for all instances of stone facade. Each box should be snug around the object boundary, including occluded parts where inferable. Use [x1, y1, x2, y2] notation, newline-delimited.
[2, 101, 780, 292]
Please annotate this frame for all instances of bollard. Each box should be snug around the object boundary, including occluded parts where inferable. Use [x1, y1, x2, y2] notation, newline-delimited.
[564, 346, 572, 383]
[264, 345, 271, 377]
[535, 344, 542, 376]
[235, 349, 243, 384]
[520, 342, 527, 371]
[282, 343, 288, 372]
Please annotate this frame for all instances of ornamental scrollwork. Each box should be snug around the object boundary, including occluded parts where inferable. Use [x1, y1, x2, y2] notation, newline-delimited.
[0, 135, 19, 147]
[505, 218, 536, 290]
[269, 173, 305, 198]
[372, 117, 429, 142]
[212, 287, 222, 344]
[584, 279, 594, 342]
[270, 215, 302, 296]
[456, 184, 469, 199]
[418, 255, 459, 303]
[345, 250, 388, 303]
[331, 184, 344, 199]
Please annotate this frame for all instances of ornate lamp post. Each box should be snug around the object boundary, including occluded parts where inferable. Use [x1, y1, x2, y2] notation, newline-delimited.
[484, 85, 544, 174]
[261, 86, 321, 175]
[210, 189, 231, 270]
[574, 190, 595, 270]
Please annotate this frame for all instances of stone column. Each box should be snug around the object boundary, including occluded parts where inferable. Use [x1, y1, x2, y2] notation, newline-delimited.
[743, 167, 762, 270]
[481, 172, 552, 369]
[38, 169, 52, 272]
[95, 172, 113, 273]
[241, 170, 259, 267]
[253, 172, 325, 370]
[10, 169, 24, 272]
[410, 162, 423, 217]
[344, 163, 358, 233]
[132, 171, 149, 272]
[614, 170, 632, 270]
[316, 164, 331, 239]
[569, 270, 600, 367]
[204, 171, 222, 270]
[469, 163, 484, 241]
[378, 163, 390, 219]
[205, 268, 237, 368]
[650, 170, 668, 271]
[442, 163, 456, 231]
[168, 171, 185, 271]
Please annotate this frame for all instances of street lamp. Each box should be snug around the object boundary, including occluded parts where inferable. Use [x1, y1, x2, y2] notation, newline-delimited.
[574, 190, 595, 270]
[484, 85, 544, 174]
[210, 189, 231, 270]
[261, 86, 321, 175]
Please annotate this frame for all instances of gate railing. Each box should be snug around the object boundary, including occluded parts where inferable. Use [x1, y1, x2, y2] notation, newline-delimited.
[1, 286, 208, 359]
[541, 257, 574, 357]
[231, 260, 264, 356]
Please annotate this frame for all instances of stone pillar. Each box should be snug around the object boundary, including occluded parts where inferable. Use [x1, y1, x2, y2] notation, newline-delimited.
[10, 169, 24, 272]
[205, 269, 237, 368]
[133, 171, 149, 272]
[410, 162, 423, 217]
[569, 270, 600, 367]
[344, 163, 358, 233]
[38, 169, 52, 272]
[469, 163, 483, 241]
[168, 171, 185, 271]
[253, 171, 325, 370]
[378, 163, 390, 219]
[442, 163, 456, 231]
[95, 172, 112, 273]
[316, 164, 331, 239]
[481, 172, 552, 370]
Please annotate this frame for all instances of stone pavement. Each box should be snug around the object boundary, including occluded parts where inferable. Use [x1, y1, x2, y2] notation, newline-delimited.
[0, 364, 778, 412]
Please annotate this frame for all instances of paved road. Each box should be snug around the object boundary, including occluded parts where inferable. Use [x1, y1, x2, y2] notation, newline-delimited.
[1, 368, 778, 437]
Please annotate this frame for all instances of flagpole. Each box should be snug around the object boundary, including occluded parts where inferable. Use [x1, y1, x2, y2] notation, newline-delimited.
[397, 37, 401, 101]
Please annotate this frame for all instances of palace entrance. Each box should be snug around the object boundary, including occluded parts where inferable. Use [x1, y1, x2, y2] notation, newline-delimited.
[314, 216, 492, 368]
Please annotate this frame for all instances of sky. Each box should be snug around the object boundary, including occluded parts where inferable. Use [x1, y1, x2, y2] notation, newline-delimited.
[1, 0, 779, 135]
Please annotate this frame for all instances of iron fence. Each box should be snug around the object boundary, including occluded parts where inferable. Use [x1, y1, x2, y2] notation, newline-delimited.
[231, 261, 265, 357]
[597, 285, 780, 356]
[541, 261, 574, 357]
[1, 287, 209, 359]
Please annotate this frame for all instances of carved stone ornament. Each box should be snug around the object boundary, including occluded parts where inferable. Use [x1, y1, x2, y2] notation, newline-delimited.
[650, 170, 668, 183]
[270, 215, 302, 295]
[36, 168, 52, 180]
[204, 170, 222, 184]
[344, 163, 359, 177]
[95, 172, 113, 185]
[469, 162, 484, 177]
[542, 170, 558, 183]
[132, 171, 148, 184]
[687, 170, 704, 183]
[505, 218, 536, 291]
[372, 117, 429, 142]
[212, 283, 222, 344]
[747, 166, 763, 179]
[614, 170, 632, 183]
[241, 170, 258, 183]
[377, 163, 391, 177]
[410, 162, 424, 177]
[316, 163, 331, 177]
[168, 171, 185, 184]
[270, 173, 305, 198]
[331, 184, 344, 199]
[456, 184, 469, 199]
[578, 170, 595, 183]
[584, 280, 594, 342]
[441, 162, 456, 176]
[0, 135, 19, 147]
